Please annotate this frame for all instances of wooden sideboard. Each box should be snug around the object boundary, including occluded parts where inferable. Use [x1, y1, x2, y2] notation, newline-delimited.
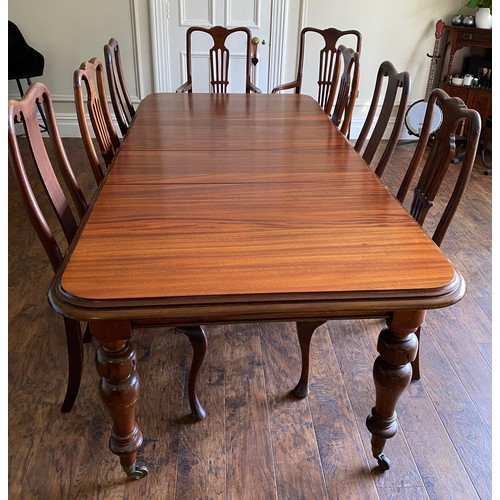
[438, 25, 492, 128]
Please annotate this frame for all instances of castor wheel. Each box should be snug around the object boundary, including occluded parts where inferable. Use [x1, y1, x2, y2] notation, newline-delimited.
[123, 463, 149, 480]
[376, 452, 391, 471]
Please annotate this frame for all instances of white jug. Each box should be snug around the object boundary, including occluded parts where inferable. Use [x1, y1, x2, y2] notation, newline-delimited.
[463, 74, 474, 86]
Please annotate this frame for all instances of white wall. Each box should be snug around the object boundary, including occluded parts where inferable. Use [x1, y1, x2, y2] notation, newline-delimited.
[8, 0, 474, 137]
[281, 0, 473, 139]
[8, 0, 153, 136]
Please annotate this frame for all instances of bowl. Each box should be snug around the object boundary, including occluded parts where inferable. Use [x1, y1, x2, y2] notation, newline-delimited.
[452, 77, 464, 86]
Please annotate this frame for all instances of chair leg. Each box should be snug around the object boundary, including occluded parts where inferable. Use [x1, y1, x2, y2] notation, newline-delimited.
[177, 326, 207, 421]
[293, 321, 326, 398]
[83, 323, 92, 343]
[61, 317, 85, 412]
[410, 325, 421, 381]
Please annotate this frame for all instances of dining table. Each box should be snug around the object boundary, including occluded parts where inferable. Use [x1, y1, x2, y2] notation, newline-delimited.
[49, 92, 465, 479]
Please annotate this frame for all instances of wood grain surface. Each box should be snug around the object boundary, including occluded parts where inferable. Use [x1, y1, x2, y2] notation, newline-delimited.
[52, 93, 460, 320]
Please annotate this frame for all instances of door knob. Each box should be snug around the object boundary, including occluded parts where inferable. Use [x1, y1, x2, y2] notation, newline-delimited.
[251, 37, 266, 46]
[251, 37, 264, 66]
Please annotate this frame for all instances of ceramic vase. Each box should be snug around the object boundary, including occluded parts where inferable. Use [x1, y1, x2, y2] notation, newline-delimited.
[475, 8, 492, 29]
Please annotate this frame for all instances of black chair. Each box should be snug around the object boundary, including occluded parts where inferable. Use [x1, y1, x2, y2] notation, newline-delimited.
[8, 21, 48, 133]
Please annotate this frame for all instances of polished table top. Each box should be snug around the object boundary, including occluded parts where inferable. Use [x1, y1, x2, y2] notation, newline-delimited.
[51, 93, 461, 321]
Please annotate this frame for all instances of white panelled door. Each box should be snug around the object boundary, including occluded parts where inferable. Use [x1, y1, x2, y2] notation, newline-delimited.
[167, 0, 271, 92]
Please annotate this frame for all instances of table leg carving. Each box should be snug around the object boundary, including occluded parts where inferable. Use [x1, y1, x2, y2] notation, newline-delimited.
[95, 338, 147, 480]
[366, 311, 422, 471]
[293, 320, 326, 398]
[176, 326, 207, 421]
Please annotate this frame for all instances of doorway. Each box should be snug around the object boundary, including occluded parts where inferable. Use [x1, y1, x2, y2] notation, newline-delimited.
[149, 0, 289, 93]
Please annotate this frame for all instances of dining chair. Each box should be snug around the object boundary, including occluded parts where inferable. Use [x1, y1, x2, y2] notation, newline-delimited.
[396, 88, 481, 379]
[176, 25, 262, 94]
[354, 61, 411, 178]
[9, 82, 208, 421]
[103, 38, 136, 136]
[329, 45, 360, 136]
[293, 88, 481, 395]
[74, 57, 121, 185]
[8, 20, 49, 133]
[271, 26, 362, 116]
[8, 82, 91, 413]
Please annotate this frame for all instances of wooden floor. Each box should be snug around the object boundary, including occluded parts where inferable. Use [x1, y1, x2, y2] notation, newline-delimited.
[8, 138, 492, 499]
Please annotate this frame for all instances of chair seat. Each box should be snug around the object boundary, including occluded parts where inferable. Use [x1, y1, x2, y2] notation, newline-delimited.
[8, 45, 45, 80]
[8, 21, 45, 80]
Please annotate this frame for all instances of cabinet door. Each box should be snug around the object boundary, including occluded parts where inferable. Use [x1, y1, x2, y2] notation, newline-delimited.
[469, 90, 492, 128]
[442, 82, 468, 100]
[441, 83, 491, 128]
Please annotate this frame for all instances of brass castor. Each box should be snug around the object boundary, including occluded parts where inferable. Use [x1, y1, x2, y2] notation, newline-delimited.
[123, 463, 149, 480]
[376, 452, 390, 471]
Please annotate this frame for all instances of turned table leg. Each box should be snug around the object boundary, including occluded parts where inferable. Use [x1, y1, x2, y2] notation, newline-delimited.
[91, 321, 147, 480]
[366, 311, 422, 470]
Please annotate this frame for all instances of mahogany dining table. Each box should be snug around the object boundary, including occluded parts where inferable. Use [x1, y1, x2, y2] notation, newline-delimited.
[49, 92, 464, 479]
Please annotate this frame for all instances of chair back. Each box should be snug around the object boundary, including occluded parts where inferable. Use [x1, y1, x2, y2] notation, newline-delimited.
[355, 61, 411, 178]
[397, 88, 481, 246]
[272, 27, 361, 115]
[329, 45, 360, 136]
[8, 82, 88, 272]
[301, 27, 362, 113]
[8, 21, 45, 80]
[104, 38, 135, 136]
[176, 26, 261, 94]
[74, 57, 120, 184]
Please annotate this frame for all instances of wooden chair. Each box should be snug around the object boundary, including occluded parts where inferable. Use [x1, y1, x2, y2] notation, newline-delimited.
[8, 82, 91, 412]
[74, 57, 121, 185]
[272, 26, 362, 116]
[294, 88, 481, 395]
[9, 83, 208, 421]
[395, 88, 481, 379]
[354, 61, 411, 178]
[329, 45, 360, 136]
[104, 38, 136, 136]
[176, 26, 261, 94]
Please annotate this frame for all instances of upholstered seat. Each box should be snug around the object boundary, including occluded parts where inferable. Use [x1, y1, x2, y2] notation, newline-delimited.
[8, 21, 48, 132]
